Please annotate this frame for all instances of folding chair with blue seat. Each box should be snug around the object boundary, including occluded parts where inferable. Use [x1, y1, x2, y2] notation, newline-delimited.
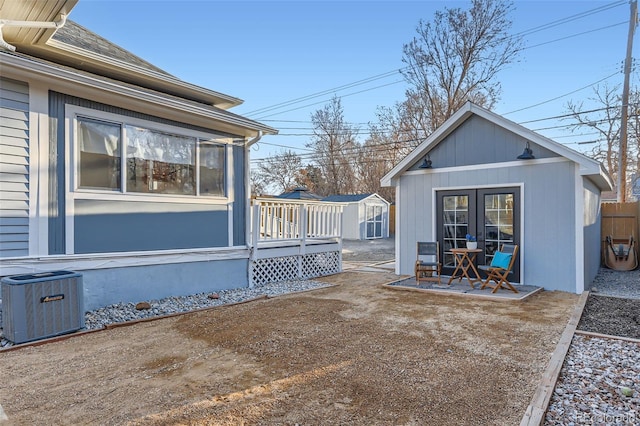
[479, 244, 519, 293]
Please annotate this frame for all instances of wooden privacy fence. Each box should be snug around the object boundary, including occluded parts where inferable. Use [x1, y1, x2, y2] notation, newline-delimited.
[601, 201, 639, 263]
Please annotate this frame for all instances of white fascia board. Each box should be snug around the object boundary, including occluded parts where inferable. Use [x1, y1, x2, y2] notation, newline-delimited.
[1, 52, 277, 137]
[45, 39, 244, 109]
[0, 247, 250, 276]
[369, 193, 391, 206]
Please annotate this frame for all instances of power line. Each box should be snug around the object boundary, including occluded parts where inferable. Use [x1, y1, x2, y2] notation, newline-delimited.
[244, 69, 403, 116]
[253, 79, 405, 120]
[503, 71, 621, 115]
[244, 2, 628, 120]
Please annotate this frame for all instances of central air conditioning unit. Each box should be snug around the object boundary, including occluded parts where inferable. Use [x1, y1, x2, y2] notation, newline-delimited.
[1, 271, 84, 344]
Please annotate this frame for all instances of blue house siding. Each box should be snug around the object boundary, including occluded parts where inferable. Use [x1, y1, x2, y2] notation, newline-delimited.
[74, 200, 229, 253]
[48, 91, 245, 255]
[0, 77, 30, 258]
[233, 144, 246, 246]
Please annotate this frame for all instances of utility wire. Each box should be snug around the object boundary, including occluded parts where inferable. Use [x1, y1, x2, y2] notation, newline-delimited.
[244, 1, 627, 120]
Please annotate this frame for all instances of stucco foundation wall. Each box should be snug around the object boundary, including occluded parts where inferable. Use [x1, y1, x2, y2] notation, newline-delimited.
[81, 258, 248, 311]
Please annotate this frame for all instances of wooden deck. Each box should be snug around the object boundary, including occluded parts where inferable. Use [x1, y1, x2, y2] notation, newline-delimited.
[249, 199, 345, 286]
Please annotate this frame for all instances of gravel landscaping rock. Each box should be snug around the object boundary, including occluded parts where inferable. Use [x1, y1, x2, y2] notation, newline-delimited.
[578, 295, 640, 339]
[545, 267, 640, 425]
[545, 335, 639, 425]
[0, 280, 330, 348]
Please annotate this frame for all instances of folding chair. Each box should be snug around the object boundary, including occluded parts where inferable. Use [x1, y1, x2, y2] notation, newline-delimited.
[479, 244, 519, 293]
[415, 242, 442, 284]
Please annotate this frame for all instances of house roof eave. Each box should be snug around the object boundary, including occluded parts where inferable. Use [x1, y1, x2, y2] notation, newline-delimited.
[1, 51, 277, 138]
[580, 163, 614, 192]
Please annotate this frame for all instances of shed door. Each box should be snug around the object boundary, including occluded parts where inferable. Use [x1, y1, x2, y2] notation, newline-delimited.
[366, 204, 384, 239]
[436, 187, 520, 282]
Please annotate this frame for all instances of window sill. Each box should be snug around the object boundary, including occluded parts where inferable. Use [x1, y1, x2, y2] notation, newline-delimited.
[72, 189, 229, 205]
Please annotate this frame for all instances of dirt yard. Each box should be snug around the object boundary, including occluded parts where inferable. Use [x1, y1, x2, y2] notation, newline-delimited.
[0, 271, 577, 425]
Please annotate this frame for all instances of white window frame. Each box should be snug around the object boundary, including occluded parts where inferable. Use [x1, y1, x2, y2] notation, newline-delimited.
[64, 105, 236, 254]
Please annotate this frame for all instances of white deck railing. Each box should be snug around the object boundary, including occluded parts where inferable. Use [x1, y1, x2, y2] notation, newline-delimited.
[251, 198, 344, 245]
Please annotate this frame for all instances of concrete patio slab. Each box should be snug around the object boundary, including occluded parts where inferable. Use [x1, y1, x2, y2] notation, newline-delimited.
[384, 277, 543, 301]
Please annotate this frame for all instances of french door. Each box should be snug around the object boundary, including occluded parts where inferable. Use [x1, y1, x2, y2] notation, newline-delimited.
[436, 187, 520, 281]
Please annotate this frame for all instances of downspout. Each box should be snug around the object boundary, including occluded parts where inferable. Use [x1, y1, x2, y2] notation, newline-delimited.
[0, 14, 67, 52]
[245, 131, 262, 288]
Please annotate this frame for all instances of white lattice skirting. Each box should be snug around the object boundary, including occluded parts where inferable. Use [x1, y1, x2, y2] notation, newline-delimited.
[251, 251, 341, 286]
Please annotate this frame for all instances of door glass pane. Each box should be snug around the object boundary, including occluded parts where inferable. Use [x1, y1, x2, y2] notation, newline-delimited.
[443, 195, 468, 267]
[484, 193, 514, 264]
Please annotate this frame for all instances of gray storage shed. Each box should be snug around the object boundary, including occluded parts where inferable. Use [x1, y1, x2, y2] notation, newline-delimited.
[381, 102, 613, 294]
[322, 193, 390, 240]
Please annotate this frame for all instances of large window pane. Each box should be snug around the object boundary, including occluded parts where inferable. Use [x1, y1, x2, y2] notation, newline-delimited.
[78, 118, 121, 190]
[126, 125, 196, 195]
[484, 193, 514, 264]
[199, 143, 225, 196]
[443, 195, 469, 263]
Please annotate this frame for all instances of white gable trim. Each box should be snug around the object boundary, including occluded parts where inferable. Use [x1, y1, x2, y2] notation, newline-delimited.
[361, 193, 391, 206]
[381, 102, 612, 190]
[575, 163, 585, 294]
[399, 156, 569, 180]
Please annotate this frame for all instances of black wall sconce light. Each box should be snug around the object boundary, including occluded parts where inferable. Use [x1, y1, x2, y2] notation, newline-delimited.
[419, 154, 432, 169]
[517, 141, 535, 160]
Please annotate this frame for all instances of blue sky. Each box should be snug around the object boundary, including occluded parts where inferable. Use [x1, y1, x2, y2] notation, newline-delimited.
[69, 0, 636, 163]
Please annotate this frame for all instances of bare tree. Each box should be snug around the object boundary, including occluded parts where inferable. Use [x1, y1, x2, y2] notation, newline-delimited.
[628, 89, 640, 195]
[350, 106, 417, 202]
[565, 84, 622, 184]
[253, 149, 304, 194]
[565, 84, 640, 199]
[400, 0, 521, 137]
[295, 164, 325, 194]
[307, 96, 359, 196]
[250, 170, 268, 196]
[353, 138, 396, 202]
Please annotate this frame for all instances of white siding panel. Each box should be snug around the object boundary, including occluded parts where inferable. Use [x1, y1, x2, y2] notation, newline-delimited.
[0, 107, 28, 121]
[0, 135, 28, 148]
[0, 77, 29, 257]
[0, 125, 28, 139]
[0, 144, 28, 157]
[0, 153, 29, 165]
[0, 181, 28, 192]
[0, 209, 29, 217]
[0, 163, 28, 175]
[0, 191, 28, 201]
[0, 116, 29, 131]
[0, 172, 28, 183]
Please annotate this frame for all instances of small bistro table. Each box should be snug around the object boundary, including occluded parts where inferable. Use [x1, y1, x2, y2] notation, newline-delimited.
[447, 248, 483, 288]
